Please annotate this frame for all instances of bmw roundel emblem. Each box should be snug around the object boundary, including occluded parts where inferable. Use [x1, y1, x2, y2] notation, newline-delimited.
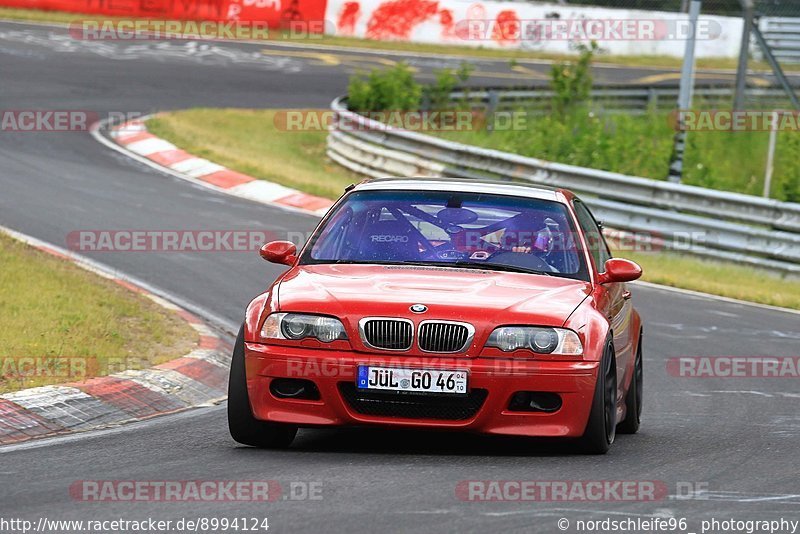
[410, 304, 428, 314]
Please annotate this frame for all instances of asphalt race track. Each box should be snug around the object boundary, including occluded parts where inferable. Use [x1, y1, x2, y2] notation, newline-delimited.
[2, 20, 800, 533]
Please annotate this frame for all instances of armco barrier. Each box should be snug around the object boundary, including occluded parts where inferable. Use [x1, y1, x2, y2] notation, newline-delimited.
[449, 86, 795, 116]
[327, 96, 800, 274]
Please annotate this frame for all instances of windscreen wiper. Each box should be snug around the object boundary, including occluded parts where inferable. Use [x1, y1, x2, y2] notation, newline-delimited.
[401, 260, 551, 276]
[452, 261, 551, 276]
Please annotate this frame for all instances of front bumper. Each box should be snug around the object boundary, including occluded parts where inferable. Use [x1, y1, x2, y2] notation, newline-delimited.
[244, 343, 599, 438]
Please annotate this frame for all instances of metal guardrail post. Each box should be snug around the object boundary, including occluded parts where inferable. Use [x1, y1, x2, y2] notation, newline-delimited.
[668, 0, 701, 184]
[763, 111, 778, 198]
[485, 90, 499, 133]
[647, 88, 657, 109]
[667, 130, 687, 184]
[734, 0, 754, 111]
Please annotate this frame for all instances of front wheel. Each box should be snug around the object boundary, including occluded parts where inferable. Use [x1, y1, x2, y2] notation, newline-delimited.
[617, 331, 643, 435]
[578, 338, 617, 454]
[228, 325, 297, 448]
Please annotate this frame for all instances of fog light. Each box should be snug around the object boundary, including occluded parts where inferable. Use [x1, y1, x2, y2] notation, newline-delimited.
[270, 378, 320, 400]
[508, 391, 562, 413]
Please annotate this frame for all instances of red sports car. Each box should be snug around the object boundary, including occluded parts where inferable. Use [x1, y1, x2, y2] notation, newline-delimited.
[228, 178, 643, 454]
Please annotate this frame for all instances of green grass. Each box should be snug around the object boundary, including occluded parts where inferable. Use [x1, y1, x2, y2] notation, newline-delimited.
[622, 250, 800, 310]
[148, 109, 360, 199]
[0, 6, 90, 24]
[0, 233, 196, 393]
[2, 6, 797, 72]
[147, 108, 800, 309]
[437, 108, 800, 202]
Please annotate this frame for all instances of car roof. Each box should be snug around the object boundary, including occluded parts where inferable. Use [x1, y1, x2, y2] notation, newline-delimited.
[351, 177, 572, 203]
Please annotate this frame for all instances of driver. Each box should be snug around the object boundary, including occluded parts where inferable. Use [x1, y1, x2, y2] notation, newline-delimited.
[500, 213, 553, 255]
[511, 228, 553, 254]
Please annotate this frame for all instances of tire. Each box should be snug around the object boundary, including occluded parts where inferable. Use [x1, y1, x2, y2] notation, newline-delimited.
[579, 338, 617, 454]
[228, 325, 297, 448]
[617, 331, 643, 435]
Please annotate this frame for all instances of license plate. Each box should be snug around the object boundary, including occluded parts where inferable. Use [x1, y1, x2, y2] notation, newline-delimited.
[357, 366, 468, 395]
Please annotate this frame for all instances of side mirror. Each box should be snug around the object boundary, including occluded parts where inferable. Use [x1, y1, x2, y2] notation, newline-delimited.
[259, 241, 297, 266]
[598, 258, 642, 284]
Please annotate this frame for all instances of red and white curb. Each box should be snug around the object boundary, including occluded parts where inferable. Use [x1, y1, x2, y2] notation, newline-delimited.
[98, 118, 334, 217]
[0, 226, 232, 445]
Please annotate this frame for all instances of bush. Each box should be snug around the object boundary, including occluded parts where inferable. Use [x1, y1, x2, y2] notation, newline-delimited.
[423, 63, 474, 111]
[776, 132, 800, 202]
[347, 62, 422, 112]
[348, 62, 473, 113]
[550, 42, 598, 115]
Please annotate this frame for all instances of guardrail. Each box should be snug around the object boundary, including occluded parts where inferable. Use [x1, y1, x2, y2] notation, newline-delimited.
[446, 86, 795, 115]
[326, 96, 800, 274]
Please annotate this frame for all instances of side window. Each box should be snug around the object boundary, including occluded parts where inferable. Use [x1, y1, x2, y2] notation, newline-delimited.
[572, 200, 611, 272]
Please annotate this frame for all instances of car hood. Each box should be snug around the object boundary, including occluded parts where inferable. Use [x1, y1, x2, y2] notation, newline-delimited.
[276, 264, 591, 328]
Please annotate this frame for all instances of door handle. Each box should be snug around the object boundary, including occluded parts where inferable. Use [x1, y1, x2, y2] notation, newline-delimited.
[622, 290, 632, 300]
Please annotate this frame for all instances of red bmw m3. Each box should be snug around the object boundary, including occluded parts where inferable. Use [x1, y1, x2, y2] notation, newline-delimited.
[228, 178, 644, 454]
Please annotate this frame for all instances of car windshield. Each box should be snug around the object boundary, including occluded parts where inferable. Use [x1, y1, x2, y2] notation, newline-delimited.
[302, 189, 588, 280]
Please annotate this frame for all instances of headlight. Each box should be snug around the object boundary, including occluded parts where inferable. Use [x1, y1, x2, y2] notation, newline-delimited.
[486, 326, 582, 355]
[261, 313, 348, 343]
